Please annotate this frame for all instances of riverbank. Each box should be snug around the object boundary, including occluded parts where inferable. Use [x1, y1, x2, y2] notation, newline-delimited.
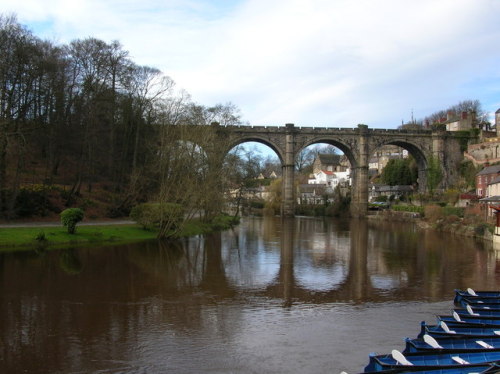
[0, 215, 240, 252]
[367, 210, 494, 242]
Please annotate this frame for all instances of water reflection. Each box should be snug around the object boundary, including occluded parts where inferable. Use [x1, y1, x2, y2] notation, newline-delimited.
[1, 216, 499, 373]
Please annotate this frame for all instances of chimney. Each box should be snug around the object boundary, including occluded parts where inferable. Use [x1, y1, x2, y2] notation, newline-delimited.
[447, 111, 454, 121]
[461, 111, 467, 120]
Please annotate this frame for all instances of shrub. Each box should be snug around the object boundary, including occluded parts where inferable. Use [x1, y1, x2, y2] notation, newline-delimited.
[15, 187, 57, 217]
[424, 205, 443, 222]
[391, 205, 424, 214]
[130, 203, 183, 231]
[60, 208, 84, 234]
[442, 206, 464, 218]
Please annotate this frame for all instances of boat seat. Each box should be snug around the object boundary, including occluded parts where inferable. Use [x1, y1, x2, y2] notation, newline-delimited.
[467, 288, 478, 296]
[476, 340, 494, 349]
[391, 350, 413, 366]
[440, 321, 456, 334]
[451, 355, 469, 364]
[423, 334, 443, 349]
[466, 304, 480, 316]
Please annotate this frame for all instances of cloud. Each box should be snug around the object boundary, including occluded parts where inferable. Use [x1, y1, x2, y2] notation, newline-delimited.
[3, 0, 500, 127]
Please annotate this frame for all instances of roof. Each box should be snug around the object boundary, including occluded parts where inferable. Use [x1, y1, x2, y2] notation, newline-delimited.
[321, 170, 334, 175]
[489, 175, 500, 185]
[477, 164, 500, 176]
[479, 195, 500, 202]
[496, 108, 500, 114]
[373, 185, 413, 192]
[298, 184, 328, 193]
[316, 154, 341, 165]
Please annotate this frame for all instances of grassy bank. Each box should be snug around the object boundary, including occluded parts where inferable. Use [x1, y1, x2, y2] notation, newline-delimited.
[0, 215, 240, 252]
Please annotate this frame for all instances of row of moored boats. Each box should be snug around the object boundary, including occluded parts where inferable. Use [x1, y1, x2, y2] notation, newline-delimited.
[342, 289, 500, 374]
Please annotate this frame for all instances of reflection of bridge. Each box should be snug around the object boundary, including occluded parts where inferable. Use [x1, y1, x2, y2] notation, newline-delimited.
[217, 123, 464, 217]
[194, 219, 452, 306]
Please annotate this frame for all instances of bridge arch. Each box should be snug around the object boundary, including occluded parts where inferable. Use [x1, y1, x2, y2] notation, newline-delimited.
[297, 136, 357, 169]
[226, 136, 285, 165]
[370, 138, 431, 193]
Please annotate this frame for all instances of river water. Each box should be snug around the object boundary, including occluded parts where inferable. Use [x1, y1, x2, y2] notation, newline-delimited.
[1, 216, 499, 373]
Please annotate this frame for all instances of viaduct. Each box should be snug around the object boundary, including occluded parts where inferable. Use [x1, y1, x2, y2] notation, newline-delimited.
[210, 123, 466, 217]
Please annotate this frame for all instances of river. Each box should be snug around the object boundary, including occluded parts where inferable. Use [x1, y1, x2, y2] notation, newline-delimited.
[1, 216, 499, 373]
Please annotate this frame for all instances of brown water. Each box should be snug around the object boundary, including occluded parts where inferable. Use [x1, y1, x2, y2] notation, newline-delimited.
[1, 216, 499, 373]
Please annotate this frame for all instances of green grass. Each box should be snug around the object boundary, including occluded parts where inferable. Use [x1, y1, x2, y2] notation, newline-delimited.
[0, 224, 157, 252]
[0, 215, 240, 253]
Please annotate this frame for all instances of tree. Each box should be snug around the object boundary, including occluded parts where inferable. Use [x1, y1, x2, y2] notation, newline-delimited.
[380, 158, 417, 186]
[60, 208, 84, 234]
[423, 99, 487, 127]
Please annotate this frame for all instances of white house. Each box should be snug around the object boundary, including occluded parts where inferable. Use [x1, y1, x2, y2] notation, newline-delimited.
[308, 169, 350, 189]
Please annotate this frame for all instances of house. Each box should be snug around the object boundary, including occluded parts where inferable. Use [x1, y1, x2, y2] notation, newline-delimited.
[441, 110, 476, 131]
[308, 169, 350, 189]
[312, 154, 346, 173]
[476, 164, 500, 197]
[368, 145, 408, 175]
[297, 184, 332, 205]
[369, 185, 413, 201]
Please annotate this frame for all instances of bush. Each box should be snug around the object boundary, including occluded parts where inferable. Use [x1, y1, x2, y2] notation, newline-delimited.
[130, 203, 183, 231]
[442, 206, 464, 218]
[391, 205, 424, 214]
[424, 205, 443, 222]
[14, 187, 59, 217]
[60, 208, 84, 234]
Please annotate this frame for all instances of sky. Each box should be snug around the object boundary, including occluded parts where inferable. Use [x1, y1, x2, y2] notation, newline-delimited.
[2, 0, 500, 129]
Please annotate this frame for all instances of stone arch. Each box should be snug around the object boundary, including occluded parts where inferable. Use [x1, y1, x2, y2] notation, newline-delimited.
[297, 136, 357, 169]
[371, 138, 430, 193]
[226, 136, 285, 165]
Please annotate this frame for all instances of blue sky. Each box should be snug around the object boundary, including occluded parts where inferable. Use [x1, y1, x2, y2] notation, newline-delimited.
[2, 0, 500, 129]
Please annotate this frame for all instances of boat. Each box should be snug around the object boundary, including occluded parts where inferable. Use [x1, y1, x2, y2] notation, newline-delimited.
[454, 308, 500, 319]
[404, 334, 500, 353]
[438, 314, 500, 328]
[352, 362, 500, 373]
[360, 362, 500, 373]
[457, 299, 500, 311]
[455, 289, 500, 304]
[364, 349, 500, 371]
[419, 322, 500, 339]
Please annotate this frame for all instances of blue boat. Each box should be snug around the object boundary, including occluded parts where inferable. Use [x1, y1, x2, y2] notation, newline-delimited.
[361, 363, 500, 373]
[438, 314, 500, 328]
[458, 299, 500, 311]
[454, 289, 500, 304]
[364, 349, 500, 371]
[419, 322, 500, 339]
[404, 334, 500, 353]
[454, 309, 500, 319]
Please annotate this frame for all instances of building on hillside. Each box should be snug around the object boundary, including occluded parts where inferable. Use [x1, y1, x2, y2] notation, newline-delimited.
[297, 184, 332, 205]
[441, 111, 476, 131]
[256, 171, 279, 180]
[476, 164, 500, 197]
[369, 185, 413, 201]
[308, 169, 350, 188]
[312, 154, 346, 173]
[462, 108, 500, 167]
[479, 175, 500, 217]
[456, 193, 478, 208]
[368, 145, 408, 176]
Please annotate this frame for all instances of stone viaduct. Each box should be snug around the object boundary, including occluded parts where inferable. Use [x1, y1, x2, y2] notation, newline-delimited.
[214, 123, 465, 217]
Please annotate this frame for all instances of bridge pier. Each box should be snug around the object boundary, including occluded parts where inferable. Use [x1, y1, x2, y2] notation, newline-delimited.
[350, 125, 369, 218]
[282, 124, 295, 217]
